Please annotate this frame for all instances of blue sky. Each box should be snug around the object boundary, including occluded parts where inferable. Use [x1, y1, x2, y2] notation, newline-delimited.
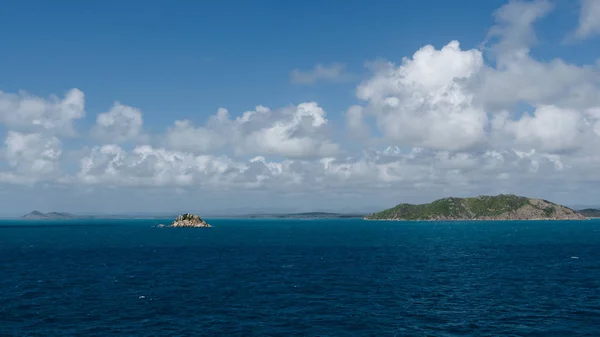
[0, 0, 506, 122]
[0, 0, 599, 215]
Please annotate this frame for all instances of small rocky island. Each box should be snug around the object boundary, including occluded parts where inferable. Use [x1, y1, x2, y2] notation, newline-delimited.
[159, 213, 212, 228]
[366, 194, 587, 221]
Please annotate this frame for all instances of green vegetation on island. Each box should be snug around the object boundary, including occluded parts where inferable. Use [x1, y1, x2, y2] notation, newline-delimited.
[366, 194, 587, 221]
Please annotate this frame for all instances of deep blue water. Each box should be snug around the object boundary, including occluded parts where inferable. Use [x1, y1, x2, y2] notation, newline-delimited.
[1, 218, 600, 336]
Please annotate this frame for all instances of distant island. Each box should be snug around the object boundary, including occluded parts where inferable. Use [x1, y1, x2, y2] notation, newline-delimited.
[240, 212, 366, 219]
[22, 211, 78, 219]
[17, 211, 367, 220]
[158, 213, 212, 228]
[577, 208, 600, 218]
[366, 194, 587, 221]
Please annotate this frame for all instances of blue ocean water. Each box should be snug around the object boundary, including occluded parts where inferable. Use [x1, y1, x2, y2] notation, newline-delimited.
[1, 218, 599, 336]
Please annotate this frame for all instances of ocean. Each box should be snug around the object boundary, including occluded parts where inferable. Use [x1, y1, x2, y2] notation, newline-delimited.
[1, 218, 599, 336]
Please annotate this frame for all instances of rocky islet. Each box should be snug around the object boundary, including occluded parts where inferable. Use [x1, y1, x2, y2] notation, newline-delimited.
[158, 213, 212, 228]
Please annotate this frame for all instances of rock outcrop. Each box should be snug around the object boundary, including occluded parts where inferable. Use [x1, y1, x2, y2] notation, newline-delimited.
[166, 213, 212, 227]
[366, 194, 587, 221]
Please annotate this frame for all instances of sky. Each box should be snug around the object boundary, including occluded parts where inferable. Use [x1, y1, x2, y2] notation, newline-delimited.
[0, 0, 600, 215]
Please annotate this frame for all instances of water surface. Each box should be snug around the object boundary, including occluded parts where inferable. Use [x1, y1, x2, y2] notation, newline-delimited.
[1, 218, 599, 336]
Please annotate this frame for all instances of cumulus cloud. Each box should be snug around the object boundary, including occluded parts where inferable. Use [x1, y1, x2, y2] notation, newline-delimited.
[235, 102, 339, 158]
[0, 131, 63, 184]
[344, 105, 370, 139]
[492, 106, 591, 153]
[77, 145, 241, 187]
[479, 1, 600, 154]
[477, 56, 600, 112]
[0, 88, 84, 136]
[76, 145, 318, 191]
[165, 102, 339, 158]
[351, 0, 600, 156]
[92, 102, 145, 143]
[72, 142, 570, 196]
[356, 40, 487, 151]
[479, 1, 600, 110]
[165, 119, 226, 153]
[164, 107, 230, 153]
[290, 63, 354, 85]
[574, 0, 600, 40]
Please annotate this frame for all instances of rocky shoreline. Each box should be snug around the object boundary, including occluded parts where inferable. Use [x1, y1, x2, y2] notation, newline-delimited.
[365, 217, 587, 221]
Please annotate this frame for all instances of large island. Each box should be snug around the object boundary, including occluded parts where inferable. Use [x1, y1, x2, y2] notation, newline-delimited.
[366, 194, 587, 221]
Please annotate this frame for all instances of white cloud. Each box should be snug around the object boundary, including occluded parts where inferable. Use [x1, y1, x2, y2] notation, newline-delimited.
[164, 107, 229, 153]
[351, 0, 600, 157]
[485, 0, 553, 63]
[290, 63, 354, 84]
[574, 0, 600, 40]
[165, 119, 225, 153]
[356, 40, 487, 151]
[92, 102, 145, 143]
[77, 145, 237, 187]
[0, 131, 63, 184]
[344, 105, 370, 139]
[71, 142, 572, 197]
[236, 102, 339, 158]
[479, 1, 600, 111]
[476, 1, 600, 111]
[492, 105, 590, 153]
[165, 102, 339, 158]
[76, 145, 308, 190]
[477, 0, 599, 111]
[0, 88, 84, 136]
[477, 56, 600, 111]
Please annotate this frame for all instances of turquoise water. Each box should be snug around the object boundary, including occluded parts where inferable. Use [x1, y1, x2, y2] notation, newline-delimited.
[1, 218, 600, 336]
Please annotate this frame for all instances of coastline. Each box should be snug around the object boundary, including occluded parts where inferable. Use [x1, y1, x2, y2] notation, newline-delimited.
[364, 217, 591, 221]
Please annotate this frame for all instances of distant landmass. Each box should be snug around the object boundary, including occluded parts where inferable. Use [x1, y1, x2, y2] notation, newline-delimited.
[22, 211, 78, 219]
[239, 212, 366, 219]
[19, 202, 597, 221]
[20, 211, 176, 220]
[576, 208, 600, 218]
[366, 194, 587, 221]
[18, 211, 366, 220]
